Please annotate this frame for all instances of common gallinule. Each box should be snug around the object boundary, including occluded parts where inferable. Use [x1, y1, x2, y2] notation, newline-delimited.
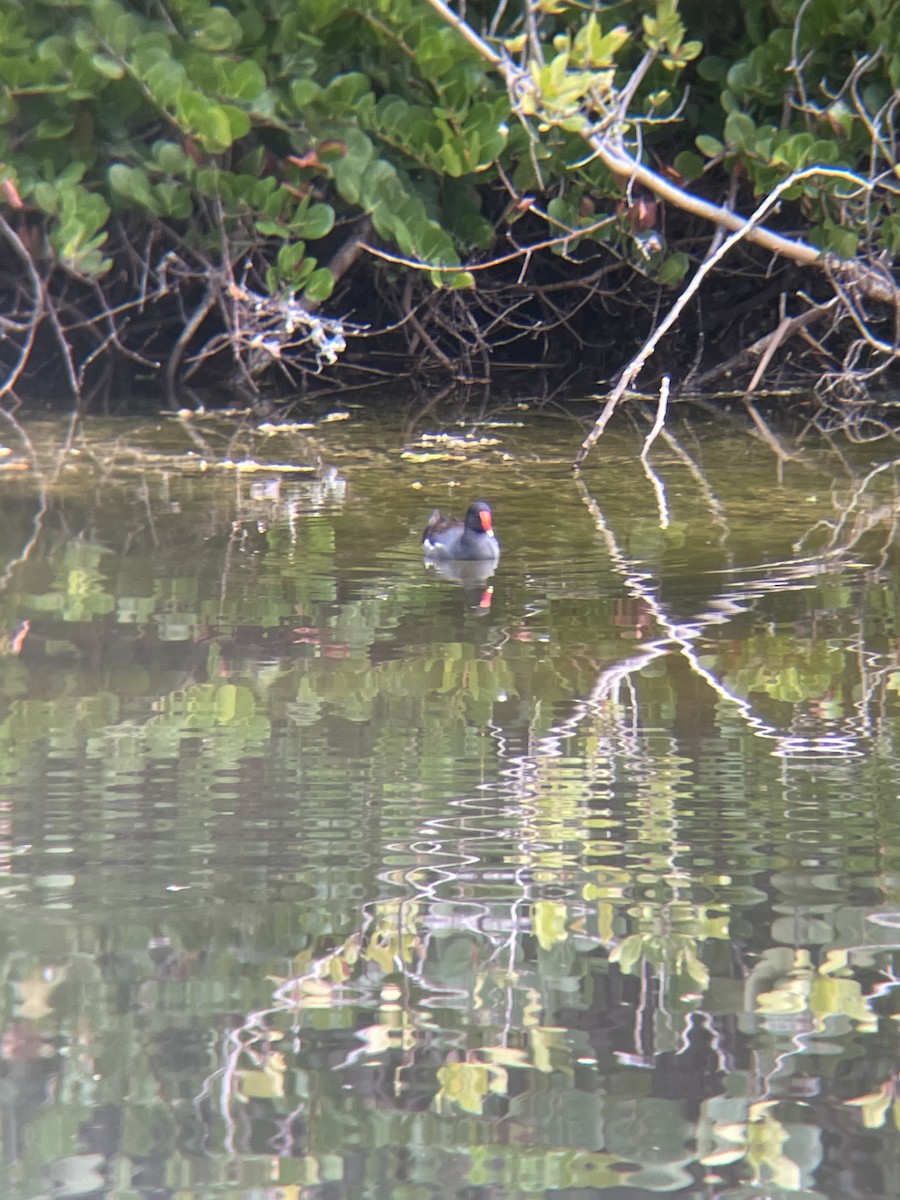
[422, 500, 500, 562]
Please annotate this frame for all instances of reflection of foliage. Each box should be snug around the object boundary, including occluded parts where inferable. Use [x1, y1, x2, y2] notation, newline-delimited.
[719, 628, 848, 706]
[361, 899, 421, 974]
[32, 541, 117, 623]
[434, 1058, 508, 1116]
[2, 421, 900, 1199]
[700, 1099, 822, 1191]
[748, 948, 874, 1030]
[609, 903, 730, 998]
[847, 1077, 900, 1131]
[155, 681, 270, 739]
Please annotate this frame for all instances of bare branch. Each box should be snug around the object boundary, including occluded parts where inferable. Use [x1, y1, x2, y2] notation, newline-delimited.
[0, 215, 43, 402]
[574, 165, 860, 466]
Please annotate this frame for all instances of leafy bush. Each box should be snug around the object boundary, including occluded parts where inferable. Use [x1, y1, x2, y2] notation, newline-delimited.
[0, 0, 897, 401]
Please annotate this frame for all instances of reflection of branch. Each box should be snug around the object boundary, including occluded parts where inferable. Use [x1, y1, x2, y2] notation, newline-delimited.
[573, 471, 867, 758]
[640, 375, 670, 528]
[657, 427, 731, 551]
[743, 397, 797, 468]
[0, 409, 49, 594]
[793, 457, 900, 555]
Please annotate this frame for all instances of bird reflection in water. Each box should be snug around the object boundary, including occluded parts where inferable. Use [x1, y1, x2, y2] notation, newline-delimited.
[424, 556, 496, 615]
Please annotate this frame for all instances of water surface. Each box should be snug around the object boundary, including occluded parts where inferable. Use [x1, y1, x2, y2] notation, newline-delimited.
[0, 406, 898, 1200]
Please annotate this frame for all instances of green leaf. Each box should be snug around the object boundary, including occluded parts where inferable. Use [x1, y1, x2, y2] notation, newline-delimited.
[417, 221, 458, 267]
[154, 181, 192, 219]
[324, 72, 371, 114]
[697, 55, 729, 82]
[262, 186, 291, 219]
[90, 53, 124, 80]
[96, 6, 141, 56]
[303, 267, 334, 303]
[252, 176, 279, 206]
[224, 59, 266, 102]
[144, 58, 188, 105]
[723, 111, 756, 153]
[546, 195, 578, 231]
[442, 179, 493, 249]
[330, 128, 374, 205]
[289, 257, 316, 289]
[218, 104, 251, 143]
[294, 202, 334, 240]
[880, 215, 900, 255]
[177, 93, 236, 150]
[256, 219, 292, 238]
[823, 224, 859, 258]
[152, 140, 192, 175]
[673, 151, 704, 181]
[34, 118, 74, 140]
[32, 182, 58, 215]
[50, 182, 111, 276]
[415, 30, 462, 79]
[291, 78, 321, 108]
[277, 241, 308, 274]
[193, 6, 243, 52]
[108, 163, 159, 212]
[658, 251, 689, 285]
[438, 141, 467, 177]
[573, 17, 629, 67]
[695, 134, 724, 158]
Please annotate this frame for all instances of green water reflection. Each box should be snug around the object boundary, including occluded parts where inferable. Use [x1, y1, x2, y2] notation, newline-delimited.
[0, 409, 899, 1200]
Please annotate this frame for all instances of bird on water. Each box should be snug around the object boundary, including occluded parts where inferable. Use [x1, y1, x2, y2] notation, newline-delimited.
[422, 500, 499, 562]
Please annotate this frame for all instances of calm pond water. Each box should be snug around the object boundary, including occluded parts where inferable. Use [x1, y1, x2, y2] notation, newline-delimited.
[0, 404, 899, 1200]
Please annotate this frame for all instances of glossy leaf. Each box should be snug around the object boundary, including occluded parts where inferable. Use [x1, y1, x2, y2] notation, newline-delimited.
[303, 266, 334, 303]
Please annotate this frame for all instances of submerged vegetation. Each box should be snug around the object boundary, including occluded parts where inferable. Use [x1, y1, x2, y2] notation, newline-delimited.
[1, 0, 899, 433]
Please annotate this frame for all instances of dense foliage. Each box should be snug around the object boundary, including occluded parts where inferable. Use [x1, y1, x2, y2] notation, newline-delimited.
[0, 0, 898, 407]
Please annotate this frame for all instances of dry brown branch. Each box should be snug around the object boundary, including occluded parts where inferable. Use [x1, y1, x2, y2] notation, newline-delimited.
[743, 302, 839, 397]
[164, 283, 217, 406]
[573, 177, 821, 465]
[307, 217, 373, 315]
[693, 299, 837, 392]
[402, 277, 455, 371]
[360, 206, 619, 276]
